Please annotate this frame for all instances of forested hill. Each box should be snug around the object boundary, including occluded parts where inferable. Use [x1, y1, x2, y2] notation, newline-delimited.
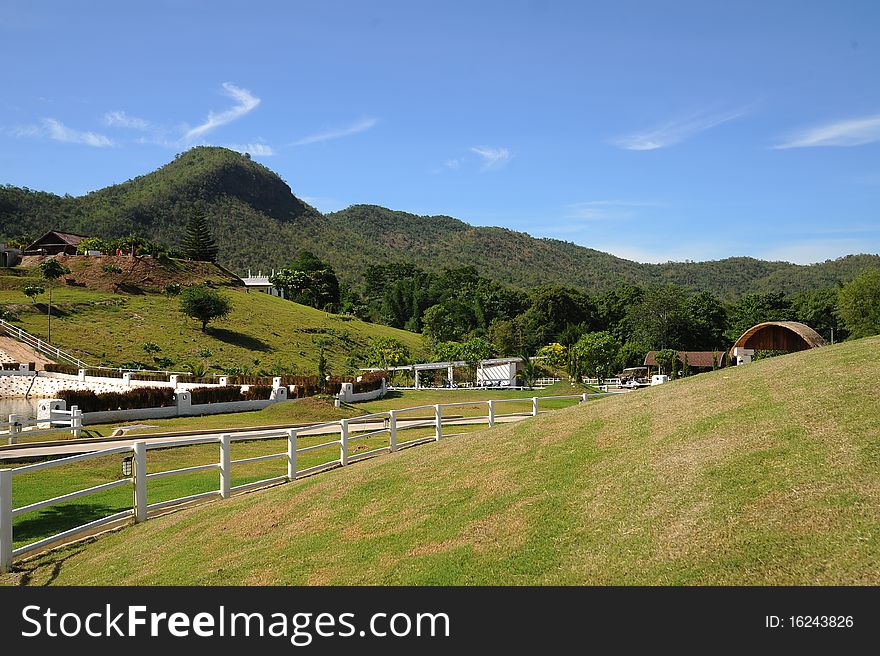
[2, 146, 878, 297]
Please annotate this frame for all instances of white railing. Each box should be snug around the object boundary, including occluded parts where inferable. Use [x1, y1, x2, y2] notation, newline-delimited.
[0, 318, 88, 368]
[0, 407, 83, 445]
[0, 392, 610, 572]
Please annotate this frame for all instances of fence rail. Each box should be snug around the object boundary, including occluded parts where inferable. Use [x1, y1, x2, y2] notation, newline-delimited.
[0, 392, 611, 571]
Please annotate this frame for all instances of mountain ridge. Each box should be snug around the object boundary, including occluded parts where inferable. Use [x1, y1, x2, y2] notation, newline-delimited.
[2, 146, 878, 297]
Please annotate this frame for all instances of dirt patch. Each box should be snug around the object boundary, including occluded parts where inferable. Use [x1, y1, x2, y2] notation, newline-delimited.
[0, 335, 54, 369]
[19, 255, 242, 294]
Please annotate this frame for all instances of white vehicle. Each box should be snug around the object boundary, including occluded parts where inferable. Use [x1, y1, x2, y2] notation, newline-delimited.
[650, 374, 669, 386]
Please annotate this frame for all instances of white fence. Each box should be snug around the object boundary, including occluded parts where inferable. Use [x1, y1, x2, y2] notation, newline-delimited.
[0, 318, 87, 368]
[0, 392, 609, 572]
[0, 406, 83, 445]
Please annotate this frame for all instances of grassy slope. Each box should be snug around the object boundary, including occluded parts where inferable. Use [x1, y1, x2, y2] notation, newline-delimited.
[0, 279, 425, 373]
[5, 339, 880, 585]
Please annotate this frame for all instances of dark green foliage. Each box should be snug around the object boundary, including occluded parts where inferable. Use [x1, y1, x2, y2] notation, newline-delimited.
[190, 386, 243, 405]
[269, 251, 340, 311]
[179, 285, 232, 332]
[182, 206, 219, 262]
[653, 349, 679, 376]
[176, 374, 218, 384]
[57, 387, 175, 412]
[836, 268, 880, 339]
[724, 292, 793, 342]
[2, 148, 879, 300]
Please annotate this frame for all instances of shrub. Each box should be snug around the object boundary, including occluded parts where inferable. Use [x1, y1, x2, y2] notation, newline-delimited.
[353, 376, 384, 394]
[241, 384, 274, 401]
[57, 387, 174, 412]
[226, 374, 274, 386]
[101, 264, 123, 274]
[44, 363, 80, 375]
[189, 386, 243, 404]
[129, 371, 170, 382]
[177, 374, 218, 384]
[84, 367, 124, 378]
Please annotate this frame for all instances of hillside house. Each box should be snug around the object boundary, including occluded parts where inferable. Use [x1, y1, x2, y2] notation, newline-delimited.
[24, 230, 89, 256]
[241, 270, 285, 298]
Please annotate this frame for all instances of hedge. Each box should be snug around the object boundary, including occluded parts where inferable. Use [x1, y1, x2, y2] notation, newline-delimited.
[226, 375, 274, 386]
[241, 385, 274, 401]
[177, 374, 220, 384]
[0, 362, 35, 371]
[189, 386, 244, 405]
[129, 371, 171, 382]
[44, 363, 80, 375]
[57, 387, 174, 412]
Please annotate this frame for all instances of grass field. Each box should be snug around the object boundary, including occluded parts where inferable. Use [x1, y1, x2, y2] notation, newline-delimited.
[0, 270, 426, 373]
[5, 339, 879, 585]
[1, 386, 588, 553]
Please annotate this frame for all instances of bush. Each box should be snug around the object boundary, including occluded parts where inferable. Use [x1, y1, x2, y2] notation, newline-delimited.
[189, 386, 243, 405]
[129, 371, 170, 382]
[353, 377, 384, 394]
[84, 367, 124, 378]
[57, 387, 175, 412]
[101, 264, 123, 274]
[226, 374, 274, 386]
[177, 374, 218, 384]
[44, 363, 80, 375]
[242, 385, 274, 401]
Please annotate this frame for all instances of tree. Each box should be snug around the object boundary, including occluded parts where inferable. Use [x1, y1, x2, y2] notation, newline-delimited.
[683, 290, 727, 349]
[790, 287, 841, 342]
[536, 342, 567, 369]
[422, 304, 466, 343]
[837, 267, 880, 339]
[629, 284, 689, 350]
[364, 337, 411, 370]
[270, 251, 340, 311]
[572, 331, 621, 379]
[23, 285, 44, 304]
[653, 349, 679, 376]
[182, 207, 219, 262]
[459, 337, 494, 382]
[724, 292, 792, 343]
[39, 258, 70, 343]
[179, 286, 231, 332]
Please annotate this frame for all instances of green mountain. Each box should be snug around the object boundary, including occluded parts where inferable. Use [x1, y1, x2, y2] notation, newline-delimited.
[2, 146, 878, 297]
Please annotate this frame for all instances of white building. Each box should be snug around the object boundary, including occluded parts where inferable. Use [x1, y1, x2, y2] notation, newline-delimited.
[241, 270, 285, 298]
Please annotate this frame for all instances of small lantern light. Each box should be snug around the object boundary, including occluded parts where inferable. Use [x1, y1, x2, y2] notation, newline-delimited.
[121, 456, 133, 477]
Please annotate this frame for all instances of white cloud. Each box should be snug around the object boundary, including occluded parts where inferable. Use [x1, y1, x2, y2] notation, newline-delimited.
[613, 109, 745, 151]
[565, 199, 661, 221]
[470, 145, 512, 170]
[183, 82, 260, 141]
[226, 142, 274, 156]
[445, 158, 460, 169]
[42, 118, 114, 147]
[103, 110, 150, 130]
[291, 117, 378, 146]
[773, 113, 880, 149]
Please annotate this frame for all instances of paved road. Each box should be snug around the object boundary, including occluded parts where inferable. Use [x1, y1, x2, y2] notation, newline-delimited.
[0, 414, 530, 460]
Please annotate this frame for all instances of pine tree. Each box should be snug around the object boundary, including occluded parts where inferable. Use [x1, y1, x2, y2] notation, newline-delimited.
[182, 207, 218, 262]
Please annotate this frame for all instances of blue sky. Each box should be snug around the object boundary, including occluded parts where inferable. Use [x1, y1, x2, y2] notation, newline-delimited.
[1, 0, 879, 264]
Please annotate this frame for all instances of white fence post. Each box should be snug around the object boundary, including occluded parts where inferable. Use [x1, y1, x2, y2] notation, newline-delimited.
[71, 406, 82, 438]
[582, 393, 588, 403]
[287, 430, 297, 481]
[389, 411, 397, 452]
[532, 397, 539, 417]
[7, 414, 19, 445]
[487, 400, 495, 428]
[434, 404, 442, 441]
[340, 419, 349, 466]
[133, 442, 147, 523]
[220, 434, 231, 499]
[0, 469, 12, 573]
